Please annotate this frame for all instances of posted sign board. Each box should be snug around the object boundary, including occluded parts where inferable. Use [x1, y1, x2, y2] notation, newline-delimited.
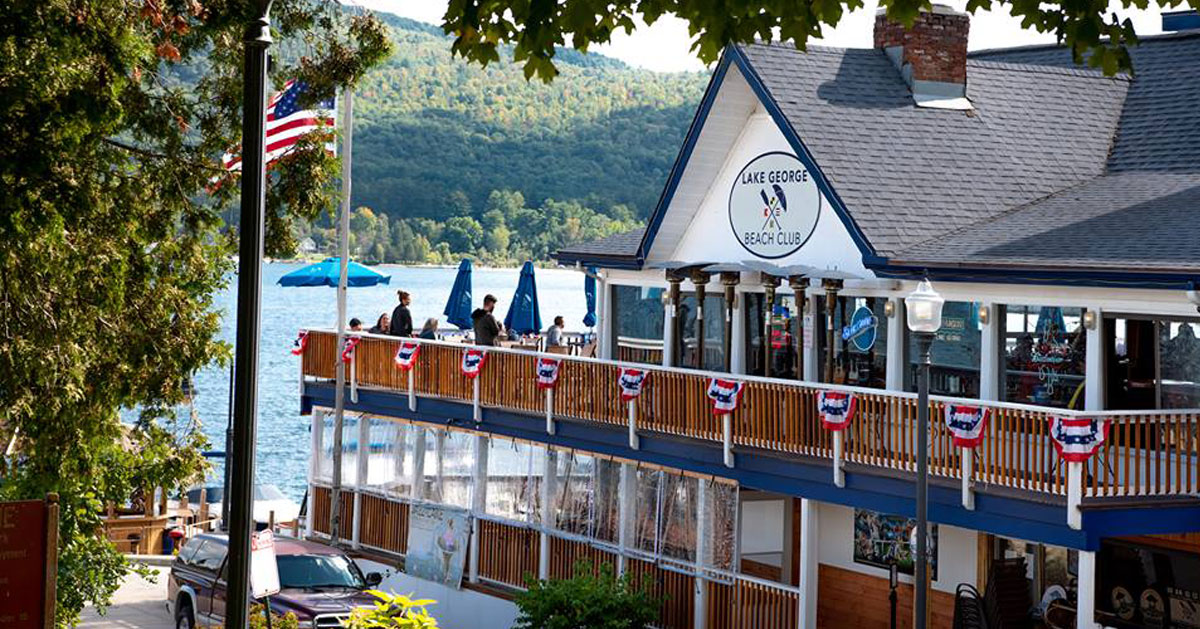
[250, 530, 281, 599]
[0, 498, 57, 629]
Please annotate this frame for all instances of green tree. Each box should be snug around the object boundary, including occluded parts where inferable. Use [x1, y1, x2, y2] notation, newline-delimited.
[443, 0, 1170, 80]
[443, 215, 484, 252]
[0, 1, 390, 624]
[514, 561, 659, 629]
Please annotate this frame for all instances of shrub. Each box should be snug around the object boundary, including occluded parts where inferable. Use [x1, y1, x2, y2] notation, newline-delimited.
[344, 590, 441, 628]
[514, 561, 659, 629]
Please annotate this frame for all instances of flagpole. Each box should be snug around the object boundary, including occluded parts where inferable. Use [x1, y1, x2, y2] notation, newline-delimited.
[330, 87, 353, 545]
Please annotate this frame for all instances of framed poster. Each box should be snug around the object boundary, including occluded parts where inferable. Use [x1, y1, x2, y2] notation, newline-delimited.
[853, 508, 938, 579]
[405, 504, 470, 589]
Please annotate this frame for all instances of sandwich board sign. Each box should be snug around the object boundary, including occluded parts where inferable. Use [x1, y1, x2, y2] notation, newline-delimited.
[250, 530, 281, 598]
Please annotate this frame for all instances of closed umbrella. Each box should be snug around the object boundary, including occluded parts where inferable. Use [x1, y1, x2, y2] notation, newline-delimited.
[1034, 306, 1067, 340]
[505, 261, 542, 336]
[443, 259, 474, 330]
[277, 257, 391, 287]
[583, 266, 598, 328]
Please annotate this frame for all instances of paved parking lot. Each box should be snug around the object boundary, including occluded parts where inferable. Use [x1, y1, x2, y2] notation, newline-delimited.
[80, 566, 172, 629]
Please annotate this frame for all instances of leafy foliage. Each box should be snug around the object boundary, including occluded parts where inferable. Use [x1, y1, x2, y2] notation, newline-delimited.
[0, 0, 388, 625]
[442, 0, 1177, 80]
[344, 590, 441, 629]
[249, 604, 300, 629]
[513, 561, 660, 629]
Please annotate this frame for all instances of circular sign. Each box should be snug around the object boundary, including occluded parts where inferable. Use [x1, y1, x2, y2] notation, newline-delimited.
[842, 305, 879, 352]
[728, 152, 821, 259]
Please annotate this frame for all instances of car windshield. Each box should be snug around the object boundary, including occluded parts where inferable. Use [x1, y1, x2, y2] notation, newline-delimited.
[277, 554, 365, 589]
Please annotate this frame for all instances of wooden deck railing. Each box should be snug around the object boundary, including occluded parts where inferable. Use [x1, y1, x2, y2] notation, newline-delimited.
[301, 331, 1200, 501]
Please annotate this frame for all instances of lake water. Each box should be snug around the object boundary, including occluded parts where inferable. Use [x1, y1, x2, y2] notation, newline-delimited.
[193, 262, 593, 501]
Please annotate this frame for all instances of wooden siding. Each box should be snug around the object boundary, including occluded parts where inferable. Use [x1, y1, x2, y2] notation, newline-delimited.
[817, 564, 954, 629]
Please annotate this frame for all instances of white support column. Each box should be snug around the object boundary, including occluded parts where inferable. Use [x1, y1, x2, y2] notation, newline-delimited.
[407, 369, 416, 412]
[472, 378, 481, 422]
[731, 287, 747, 374]
[545, 388, 555, 435]
[1077, 550, 1097, 629]
[722, 415, 734, 468]
[978, 302, 1000, 401]
[539, 449, 557, 581]
[628, 401, 640, 450]
[598, 276, 614, 360]
[693, 480, 710, 629]
[803, 291, 818, 382]
[662, 292, 677, 368]
[1067, 462, 1083, 529]
[832, 432, 845, 488]
[469, 435, 489, 584]
[885, 297, 905, 391]
[352, 412, 369, 548]
[798, 499, 819, 629]
[1085, 307, 1104, 412]
[617, 463, 638, 576]
[307, 409, 325, 538]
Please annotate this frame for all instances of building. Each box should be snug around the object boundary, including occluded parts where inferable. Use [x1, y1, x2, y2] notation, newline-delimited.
[298, 8, 1200, 629]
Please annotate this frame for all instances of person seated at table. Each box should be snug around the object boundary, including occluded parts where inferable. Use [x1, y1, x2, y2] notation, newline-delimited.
[545, 315, 565, 347]
[349, 317, 363, 332]
[472, 294, 503, 346]
[419, 318, 439, 340]
[367, 313, 390, 334]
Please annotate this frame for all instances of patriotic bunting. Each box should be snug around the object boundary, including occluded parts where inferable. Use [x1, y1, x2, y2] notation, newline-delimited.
[340, 335, 360, 363]
[817, 390, 857, 431]
[618, 368, 649, 401]
[944, 404, 990, 448]
[291, 331, 309, 356]
[706, 378, 746, 415]
[536, 357, 562, 389]
[461, 348, 487, 378]
[1050, 417, 1110, 463]
[393, 341, 421, 371]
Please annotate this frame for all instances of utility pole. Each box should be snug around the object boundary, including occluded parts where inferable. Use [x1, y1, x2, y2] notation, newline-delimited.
[330, 87, 354, 544]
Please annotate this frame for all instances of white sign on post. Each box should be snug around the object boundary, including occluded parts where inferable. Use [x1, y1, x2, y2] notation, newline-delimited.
[250, 529, 281, 598]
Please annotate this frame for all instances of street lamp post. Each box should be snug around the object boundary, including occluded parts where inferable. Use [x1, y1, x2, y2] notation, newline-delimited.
[905, 279, 944, 629]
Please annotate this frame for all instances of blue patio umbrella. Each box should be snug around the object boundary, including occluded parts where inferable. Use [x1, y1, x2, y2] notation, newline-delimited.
[504, 261, 542, 336]
[1034, 306, 1067, 339]
[443, 259, 474, 330]
[277, 257, 390, 287]
[582, 266, 598, 328]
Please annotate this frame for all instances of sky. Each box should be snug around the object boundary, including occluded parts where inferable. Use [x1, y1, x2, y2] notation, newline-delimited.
[349, 1, 1168, 72]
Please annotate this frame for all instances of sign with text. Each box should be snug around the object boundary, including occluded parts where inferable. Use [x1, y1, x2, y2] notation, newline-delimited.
[405, 505, 469, 590]
[250, 530, 281, 598]
[728, 151, 821, 259]
[0, 500, 50, 629]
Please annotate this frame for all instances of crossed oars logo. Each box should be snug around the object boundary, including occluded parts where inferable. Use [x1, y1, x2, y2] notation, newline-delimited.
[759, 183, 788, 231]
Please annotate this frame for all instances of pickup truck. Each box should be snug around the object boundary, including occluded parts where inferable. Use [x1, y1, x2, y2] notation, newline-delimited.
[166, 533, 384, 629]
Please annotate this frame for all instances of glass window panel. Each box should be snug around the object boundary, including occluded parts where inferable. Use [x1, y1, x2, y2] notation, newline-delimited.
[611, 285, 665, 365]
[418, 428, 442, 503]
[334, 414, 358, 486]
[679, 293, 728, 371]
[363, 417, 398, 489]
[746, 293, 803, 379]
[592, 458, 622, 545]
[1160, 321, 1200, 408]
[634, 469, 663, 555]
[906, 301, 982, 397]
[387, 424, 415, 498]
[528, 445, 547, 522]
[440, 431, 475, 510]
[704, 481, 739, 571]
[817, 296, 889, 388]
[485, 438, 535, 522]
[658, 474, 698, 563]
[1002, 305, 1086, 408]
[316, 413, 334, 483]
[552, 451, 596, 537]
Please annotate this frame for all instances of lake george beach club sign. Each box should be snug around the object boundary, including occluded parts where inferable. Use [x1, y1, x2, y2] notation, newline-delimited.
[728, 152, 821, 259]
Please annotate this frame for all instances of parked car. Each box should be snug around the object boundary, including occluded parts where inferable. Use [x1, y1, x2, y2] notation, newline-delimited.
[166, 533, 383, 629]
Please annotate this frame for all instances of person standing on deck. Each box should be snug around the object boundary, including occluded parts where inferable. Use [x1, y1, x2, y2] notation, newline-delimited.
[389, 290, 414, 337]
[472, 294, 503, 346]
[545, 315, 565, 347]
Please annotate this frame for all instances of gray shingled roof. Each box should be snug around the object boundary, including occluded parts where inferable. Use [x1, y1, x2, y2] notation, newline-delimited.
[556, 227, 644, 262]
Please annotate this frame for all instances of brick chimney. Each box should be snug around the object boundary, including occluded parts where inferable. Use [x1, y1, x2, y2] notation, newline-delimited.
[874, 4, 970, 106]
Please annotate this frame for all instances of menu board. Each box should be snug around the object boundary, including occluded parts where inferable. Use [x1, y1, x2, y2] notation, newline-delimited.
[1099, 539, 1200, 628]
[0, 500, 48, 629]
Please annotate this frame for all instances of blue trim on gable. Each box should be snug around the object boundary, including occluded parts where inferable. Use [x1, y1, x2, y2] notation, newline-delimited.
[302, 383, 1200, 551]
[872, 260, 1200, 290]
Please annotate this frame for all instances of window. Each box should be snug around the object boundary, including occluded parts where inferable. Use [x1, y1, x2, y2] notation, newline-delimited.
[485, 439, 537, 522]
[552, 451, 596, 537]
[611, 285, 665, 365]
[678, 292, 726, 371]
[176, 537, 204, 565]
[746, 293, 805, 379]
[906, 300, 982, 397]
[276, 554, 366, 589]
[189, 538, 226, 571]
[817, 296, 889, 388]
[1002, 305, 1086, 409]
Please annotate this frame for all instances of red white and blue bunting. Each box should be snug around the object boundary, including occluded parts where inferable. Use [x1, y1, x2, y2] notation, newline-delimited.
[1050, 417, 1110, 463]
[340, 335, 360, 363]
[536, 357, 562, 389]
[944, 404, 990, 448]
[817, 390, 857, 431]
[461, 348, 487, 378]
[393, 341, 421, 371]
[618, 368, 649, 401]
[291, 331, 308, 356]
[706, 378, 745, 415]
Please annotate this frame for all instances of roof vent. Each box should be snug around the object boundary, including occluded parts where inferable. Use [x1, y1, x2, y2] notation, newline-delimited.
[1162, 10, 1200, 31]
[874, 4, 972, 110]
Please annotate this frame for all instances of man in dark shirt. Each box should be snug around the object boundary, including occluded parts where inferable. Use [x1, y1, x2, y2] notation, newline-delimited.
[471, 294, 503, 346]
[389, 290, 414, 337]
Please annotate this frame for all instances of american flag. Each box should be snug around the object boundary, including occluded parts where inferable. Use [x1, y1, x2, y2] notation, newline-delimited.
[222, 80, 336, 172]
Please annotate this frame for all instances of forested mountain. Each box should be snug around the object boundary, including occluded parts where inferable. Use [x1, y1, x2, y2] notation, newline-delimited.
[293, 13, 706, 265]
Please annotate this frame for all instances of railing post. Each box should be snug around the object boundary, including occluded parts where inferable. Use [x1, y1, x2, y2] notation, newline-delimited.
[798, 498, 819, 629]
[722, 415, 734, 468]
[350, 352, 358, 403]
[961, 450, 975, 511]
[832, 432, 845, 488]
[407, 368, 416, 412]
[694, 479, 710, 629]
[539, 449, 556, 581]
[472, 378, 481, 422]
[617, 462, 637, 576]
[628, 400, 640, 450]
[545, 388, 555, 435]
[469, 435, 488, 584]
[1077, 550, 1098, 629]
[1067, 461, 1083, 529]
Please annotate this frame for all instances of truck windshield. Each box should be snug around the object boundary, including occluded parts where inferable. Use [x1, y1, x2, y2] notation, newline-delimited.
[276, 554, 366, 589]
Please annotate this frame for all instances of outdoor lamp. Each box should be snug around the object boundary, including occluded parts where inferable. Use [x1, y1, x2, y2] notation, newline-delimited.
[905, 280, 945, 333]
